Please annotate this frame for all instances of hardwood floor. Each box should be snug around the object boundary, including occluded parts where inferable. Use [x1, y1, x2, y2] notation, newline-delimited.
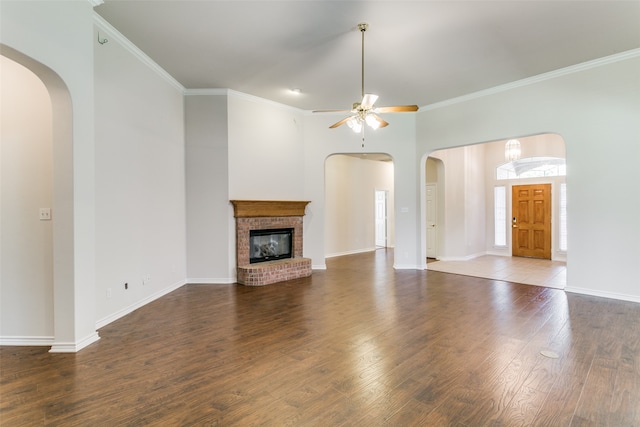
[2, 249, 639, 426]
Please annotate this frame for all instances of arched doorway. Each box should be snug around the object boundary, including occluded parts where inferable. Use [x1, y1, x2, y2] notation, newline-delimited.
[1, 45, 98, 352]
[324, 153, 395, 259]
[1, 55, 55, 343]
[422, 134, 567, 288]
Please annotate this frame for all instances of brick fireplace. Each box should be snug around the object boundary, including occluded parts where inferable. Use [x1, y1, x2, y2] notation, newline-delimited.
[231, 200, 312, 286]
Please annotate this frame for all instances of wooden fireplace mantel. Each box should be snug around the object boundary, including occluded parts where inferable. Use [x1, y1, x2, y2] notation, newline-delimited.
[230, 200, 311, 218]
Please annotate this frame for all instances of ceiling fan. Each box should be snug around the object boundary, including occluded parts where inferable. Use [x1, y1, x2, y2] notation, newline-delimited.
[313, 22, 419, 132]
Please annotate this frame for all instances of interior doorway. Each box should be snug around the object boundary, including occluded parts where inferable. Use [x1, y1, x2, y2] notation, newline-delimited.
[0, 44, 95, 351]
[375, 190, 388, 247]
[423, 134, 566, 286]
[425, 183, 437, 258]
[324, 153, 394, 258]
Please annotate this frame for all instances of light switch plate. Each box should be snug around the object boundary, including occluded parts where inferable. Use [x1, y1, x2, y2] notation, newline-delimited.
[39, 208, 51, 220]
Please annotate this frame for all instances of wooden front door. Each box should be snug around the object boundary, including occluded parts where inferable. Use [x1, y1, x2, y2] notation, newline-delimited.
[512, 184, 552, 259]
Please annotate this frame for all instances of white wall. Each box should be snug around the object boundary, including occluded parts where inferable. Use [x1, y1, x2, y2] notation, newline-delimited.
[325, 155, 395, 257]
[94, 20, 187, 326]
[228, 93, 306, 200]
[185, 93, 235, 283]
[464, 144, 487, 257]
[1, 57, 54, 340]
[418, 53, 640, 302]
[1, 0, 98, 351]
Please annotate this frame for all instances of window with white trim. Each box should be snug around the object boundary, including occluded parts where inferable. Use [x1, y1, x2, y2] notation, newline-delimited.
[494, 186, 506, 247]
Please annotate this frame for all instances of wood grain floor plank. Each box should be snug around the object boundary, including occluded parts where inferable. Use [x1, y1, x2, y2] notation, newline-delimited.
[571, 357, 618, 425]
[2, 250, 639, 426]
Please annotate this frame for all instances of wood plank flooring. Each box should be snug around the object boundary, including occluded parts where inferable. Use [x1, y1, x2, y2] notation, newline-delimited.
[2, 249, 639, 426]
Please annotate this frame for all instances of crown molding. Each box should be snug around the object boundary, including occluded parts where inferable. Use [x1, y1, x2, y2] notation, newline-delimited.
[422, 48, 640, 111]
[93, 12, 184, 92]
[183, 88, 229, 96]
[88, 0, 104, 6]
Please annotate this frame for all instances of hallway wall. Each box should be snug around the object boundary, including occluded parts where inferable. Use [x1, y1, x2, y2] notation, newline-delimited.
[0, 57, 54, 340]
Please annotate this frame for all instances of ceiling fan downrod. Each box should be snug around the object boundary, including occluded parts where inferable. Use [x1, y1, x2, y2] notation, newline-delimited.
[358, 22, 368, 99]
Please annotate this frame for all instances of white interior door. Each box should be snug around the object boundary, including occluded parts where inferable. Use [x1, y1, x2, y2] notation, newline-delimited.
[375, 190, 387, 247]
[426, 184, 438, 258]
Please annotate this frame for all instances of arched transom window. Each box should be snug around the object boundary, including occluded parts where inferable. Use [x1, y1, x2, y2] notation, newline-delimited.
[497, 157, 566, 180]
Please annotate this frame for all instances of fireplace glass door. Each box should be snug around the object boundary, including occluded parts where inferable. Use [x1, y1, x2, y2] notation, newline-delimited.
[250, 228, 293, 264]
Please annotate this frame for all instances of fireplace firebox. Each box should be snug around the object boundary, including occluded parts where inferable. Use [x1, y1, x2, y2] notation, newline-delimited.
[250, 228, 293, 264]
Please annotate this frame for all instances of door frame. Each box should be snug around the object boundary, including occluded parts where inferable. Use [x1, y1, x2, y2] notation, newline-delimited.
[426, 183, 438, 258]
[374, 189, 388, 247]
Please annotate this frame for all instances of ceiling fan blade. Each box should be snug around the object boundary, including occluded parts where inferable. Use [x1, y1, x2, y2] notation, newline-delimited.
[373, 114, 389, 128]
[361, 93, 379, 109]
[375, 105, 419, 113]
[313, 109, 351, 113]
[329, 116, 354, 129]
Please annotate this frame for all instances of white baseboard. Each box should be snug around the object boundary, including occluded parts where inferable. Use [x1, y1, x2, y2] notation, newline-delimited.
[0, 335, 54, 347]
[325, 247, 376, 258]
[485, 250, 509, 257]
[187, 278, 236, 284]
[95, 279, 186, 330]
[49, 332, 100, 353]
[312, 264, 327, 270]
[565, 287, 640, 304]
[437, 253, 486, 262]
[393, 263, 422, 270]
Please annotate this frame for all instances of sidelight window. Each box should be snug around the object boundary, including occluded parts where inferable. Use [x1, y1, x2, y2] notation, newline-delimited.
[494, 186, 507, 247]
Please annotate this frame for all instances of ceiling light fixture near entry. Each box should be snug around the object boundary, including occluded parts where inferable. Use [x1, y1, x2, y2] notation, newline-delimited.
[505, 139, 522, 161]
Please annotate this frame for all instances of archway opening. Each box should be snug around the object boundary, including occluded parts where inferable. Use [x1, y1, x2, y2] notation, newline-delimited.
[324, 153, 395, 259]
[423, 133, 567, 288]
[1, 44, 87, 351]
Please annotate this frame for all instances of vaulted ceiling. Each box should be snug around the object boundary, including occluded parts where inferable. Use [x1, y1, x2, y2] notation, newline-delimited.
[95, 1, 640, 111]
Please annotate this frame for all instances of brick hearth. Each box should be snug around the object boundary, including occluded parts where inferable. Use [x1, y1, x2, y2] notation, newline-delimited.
[231, 200, 311, 286]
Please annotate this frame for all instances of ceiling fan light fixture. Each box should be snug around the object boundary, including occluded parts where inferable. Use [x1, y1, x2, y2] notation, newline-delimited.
[365, 114, 381, 130]
[350, 119, 363, 133]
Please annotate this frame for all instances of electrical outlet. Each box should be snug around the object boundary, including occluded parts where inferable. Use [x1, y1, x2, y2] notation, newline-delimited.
[142, 275, 150, 285]
[106, 288, 112, 299]
[39, 208, 52, 221]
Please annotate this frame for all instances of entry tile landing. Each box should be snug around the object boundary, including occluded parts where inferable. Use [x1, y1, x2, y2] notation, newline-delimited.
[426, 255, 566, 289]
